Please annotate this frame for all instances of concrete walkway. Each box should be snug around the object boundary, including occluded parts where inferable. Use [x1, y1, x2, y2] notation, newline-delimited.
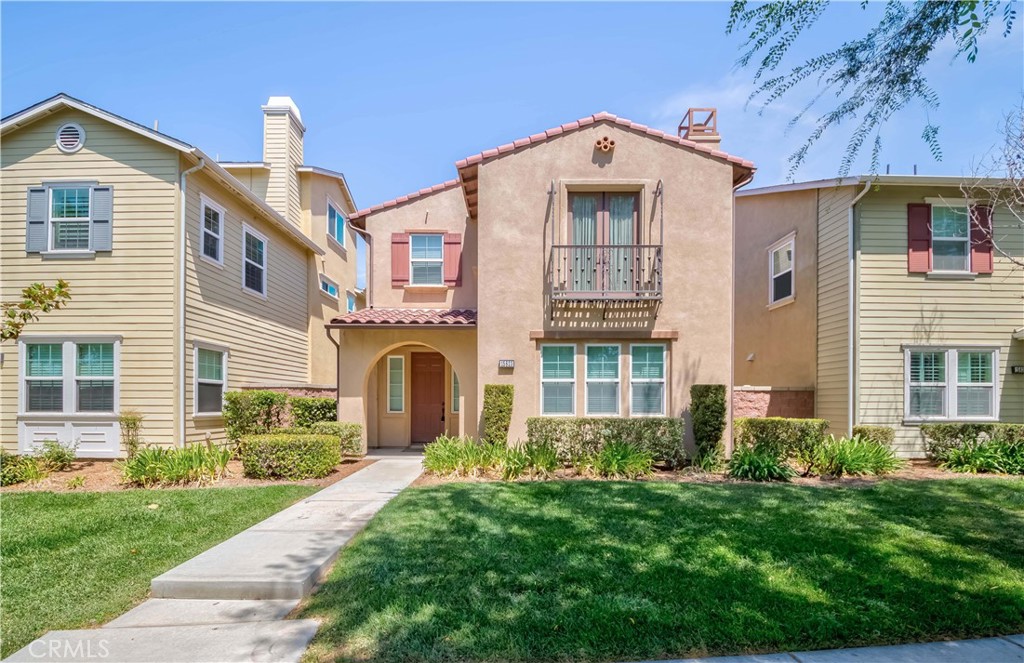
[648, 634, 1024, 663]
[5, 451, 423, 663]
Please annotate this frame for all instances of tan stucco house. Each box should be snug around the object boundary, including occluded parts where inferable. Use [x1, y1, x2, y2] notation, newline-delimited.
[329, 110, 755, 449]
[1, 94, 359, 456]
[734, 176, 1024, 456]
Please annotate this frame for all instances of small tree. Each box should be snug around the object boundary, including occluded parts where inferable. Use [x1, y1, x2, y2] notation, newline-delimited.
[690, 384, 728, 468]
[2, 280, 71, 342]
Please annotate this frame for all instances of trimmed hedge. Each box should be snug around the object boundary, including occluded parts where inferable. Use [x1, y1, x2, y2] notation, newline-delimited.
[734, 417, 830, 471]
[270, 422, 363, 457]
[526, 417, 685, 467]
[224, 390, 289, 442]
[922, 423, 1024, 461]
[482, 384, 514, 446]
[852, 425, 896, 446]
[240, 434, 341, 480]
[691, 384, 727, 461]
[290, 397, 337, 429]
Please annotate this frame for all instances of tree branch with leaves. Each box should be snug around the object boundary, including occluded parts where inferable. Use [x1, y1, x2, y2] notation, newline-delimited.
[2, 280, 72, 342]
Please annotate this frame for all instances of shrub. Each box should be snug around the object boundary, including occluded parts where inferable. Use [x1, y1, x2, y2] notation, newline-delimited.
[423, 435, 464, 476]
[0, 452, 47, 486]
[224, 390, 289, 441]
[734, 417, 829, 472]
[423, 436, 502, 477]
[852, 425, 896, 446]
[482, 384, 514, 446]
[499, 446, 531, 481]
[119, 410, 144, 459]
[36, 439, 77, 472]
[524, 441, 560, 477]
[118, 443, 231, 487]
[65, 475, 86, 490]
[290, 397, 337, 429]
[993, 424, 1024, 445]
[809, 434, 904, 477]
[239, 434, 340, 480]
[922, 423, 1024, 463]
[690, 384, 727, 464]
[941, 438, 1024, 475]
[309, 421, 363, 457]
[728, 445, 795, 482]
[526, 417, 685, 467]
[588, 441, 654, 479]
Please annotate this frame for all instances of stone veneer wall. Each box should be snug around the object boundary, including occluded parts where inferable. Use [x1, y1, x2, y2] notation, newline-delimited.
[733, 386, 815, 419]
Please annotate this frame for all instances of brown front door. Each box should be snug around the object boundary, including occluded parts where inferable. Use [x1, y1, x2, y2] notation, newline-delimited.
[411, 352, 445, 443]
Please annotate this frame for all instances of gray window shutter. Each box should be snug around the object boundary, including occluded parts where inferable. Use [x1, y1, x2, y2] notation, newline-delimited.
[91, 186, 113, 251]
[25, 187, 47, 253]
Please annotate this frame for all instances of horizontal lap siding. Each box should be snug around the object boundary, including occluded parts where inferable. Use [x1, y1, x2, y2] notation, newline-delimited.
[856, 187, 1024, 456]
[815, 186, 856, 434]
[184, 170, 310, 444]
[0, 109, 178, 449]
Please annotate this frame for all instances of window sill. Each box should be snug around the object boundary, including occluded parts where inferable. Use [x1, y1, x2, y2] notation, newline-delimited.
[320, 289, 340, 302]
[40, 250, 96, 260]
[767, 296, 795, 311]
[242, 286, 268, 300]
[192, 412, 224, 421]
[200, 254, 224, 269]
[328, 235, 348, 256]
[404, 284, 449, 293]
[903, 417, 1000, 426]
[926, 271, 977, 281]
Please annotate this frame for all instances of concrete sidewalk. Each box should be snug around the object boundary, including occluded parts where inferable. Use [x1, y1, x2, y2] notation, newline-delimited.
[651, 634, 1024, 663]
[5, 451, 423, 663]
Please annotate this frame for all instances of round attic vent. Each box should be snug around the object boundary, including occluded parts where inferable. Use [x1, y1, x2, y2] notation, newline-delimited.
[56, 123, 85, 153]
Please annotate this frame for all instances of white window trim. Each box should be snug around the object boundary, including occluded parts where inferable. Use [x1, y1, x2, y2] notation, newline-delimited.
[409, 233, 445, 286]
[629, 343, 667, 417]
[17, 336, 121, 418]
[386, 355, 405, 414]
[47, 185, 93, 254]
[241, 223, 268, 299]
[327, 196, 347, 251]
[540, 343, 576, 417]
[928, 204, 971, 275]
[319, 274, 340, 300]
[903, 346, 1001, 423]
[451, 370, 460, 414]
[585, 343, 621, 416]
[193, 340, 229, 418]
[767, 231, 796, 308]
[199, 194, 225, 267]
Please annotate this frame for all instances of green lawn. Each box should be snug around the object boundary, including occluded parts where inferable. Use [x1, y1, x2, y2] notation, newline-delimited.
[301, 478, 1024, 662]
[0, 485, 316, 657]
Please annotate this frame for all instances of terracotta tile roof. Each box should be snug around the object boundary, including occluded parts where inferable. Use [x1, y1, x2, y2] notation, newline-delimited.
[455, 111, 756, 171]
[329, 308, 476, 327]
[349, 179, 460, 221]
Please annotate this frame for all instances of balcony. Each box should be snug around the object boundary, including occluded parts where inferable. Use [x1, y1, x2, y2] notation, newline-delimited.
[549, 244, 663, 301]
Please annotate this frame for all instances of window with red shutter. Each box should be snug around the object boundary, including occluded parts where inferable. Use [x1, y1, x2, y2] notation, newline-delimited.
[907, 203, 932, 273]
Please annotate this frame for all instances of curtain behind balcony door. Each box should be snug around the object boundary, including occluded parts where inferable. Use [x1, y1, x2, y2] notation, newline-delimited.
[571, 194, 598, 292]
[608, 194, 636, 292]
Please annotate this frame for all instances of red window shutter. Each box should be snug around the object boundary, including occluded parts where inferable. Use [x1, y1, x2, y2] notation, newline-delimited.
[391, 233, 410, 287]
[443, 233, 462, 286]
[907, 203, 932, 273]
[970, 205, 993, 274]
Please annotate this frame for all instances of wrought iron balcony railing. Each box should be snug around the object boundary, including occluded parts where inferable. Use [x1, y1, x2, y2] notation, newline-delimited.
[549, 244, 663, 301]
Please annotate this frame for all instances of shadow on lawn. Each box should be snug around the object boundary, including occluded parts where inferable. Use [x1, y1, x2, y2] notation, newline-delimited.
[300, 480, 1024, 663]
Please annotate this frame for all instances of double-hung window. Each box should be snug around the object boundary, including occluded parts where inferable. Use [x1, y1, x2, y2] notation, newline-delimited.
[410, 234, 444, 285]
[195, 346, 227, 415]
[586, 345, 620, 415]
[320, 276, 339, 298]
[931, 206, 970, 272]
[541, 345, 575, 415]
[50, 187, 91, 251]
[631, 345, 666, 416]
[387, 356, 404, 413]
[905, 348, 999, 421]
[768, 234, 795, 306]
[22, 339, 119, 414]
[328, 201, 347, 248]
[201, 196, 224, 264]
[242, 225, 267, 296]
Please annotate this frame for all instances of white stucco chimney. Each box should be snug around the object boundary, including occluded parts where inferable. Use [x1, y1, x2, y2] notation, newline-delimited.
[261, 96, 305, 226]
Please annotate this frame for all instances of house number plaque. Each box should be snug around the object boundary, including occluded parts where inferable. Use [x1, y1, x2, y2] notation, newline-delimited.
[1012, 365, 1024, 375]
[498, 359, 515, 369]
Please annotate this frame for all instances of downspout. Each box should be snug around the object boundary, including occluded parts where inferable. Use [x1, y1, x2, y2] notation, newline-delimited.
[847, 179, 872, 436]
[730, 172, 755, 455]
[326, 326, 341, 421]
[178, 158, 205, 446]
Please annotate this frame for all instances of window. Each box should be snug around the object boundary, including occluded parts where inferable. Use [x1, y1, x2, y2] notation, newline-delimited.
[905, 348, 999, 421]
[410, 234, 443, 285]
[195, 346, 226, 415]
[769, 234, 795, 305]
[320, 276, 339, 298]
[631, 345, 666, 416]
[327, 201, 346, 248]
[242, 225, 267, 296]
[346, 292, 356, 313]
[50, 187, 91, 251]
[200, 196, 224, 264]
[387, 356, 404, 413]
[452, 371, 460, 414]
[21, 339, 119, 414]
[586, 345, 620, 415]
[541, 345, 575, 415]
[567, 192, 639, 293]
[931, 206, 970, 272]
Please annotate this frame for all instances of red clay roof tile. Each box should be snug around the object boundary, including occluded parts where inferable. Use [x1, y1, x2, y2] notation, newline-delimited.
[329, 308, 477, 327]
